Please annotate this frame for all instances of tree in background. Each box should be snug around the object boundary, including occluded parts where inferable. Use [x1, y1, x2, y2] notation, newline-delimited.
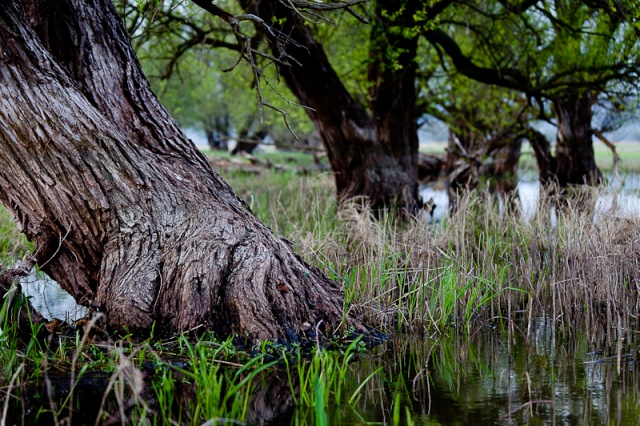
[423, 0, 640, 187]
[416, 46, 534, 211]
[120, 0, 640, 209]
[126, 0, 437, 214]
[122, 0, 316, 153]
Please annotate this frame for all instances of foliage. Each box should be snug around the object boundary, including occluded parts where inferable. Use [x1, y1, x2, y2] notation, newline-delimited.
[117, 0, 317, 147]
[427, 0, 640, 130]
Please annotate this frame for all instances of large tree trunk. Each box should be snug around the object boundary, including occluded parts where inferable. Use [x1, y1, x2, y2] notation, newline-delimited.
[236, 0, 423, 213]
[0, 0, 364, 344]
[552, 94, 603, 186]
[368, 0, 422, 209]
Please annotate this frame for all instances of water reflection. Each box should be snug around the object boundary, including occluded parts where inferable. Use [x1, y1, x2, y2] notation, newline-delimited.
[20, 271, 87, 322]
[293, 326, 640, 425]
[5, 324, 639, 425]
[422, 177, 640, 222]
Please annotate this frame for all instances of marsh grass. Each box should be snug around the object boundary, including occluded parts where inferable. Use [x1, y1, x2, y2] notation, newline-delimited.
[0, 309, 282, 424]
[225, 170, 640, 350]
[1, 161, 640, 424]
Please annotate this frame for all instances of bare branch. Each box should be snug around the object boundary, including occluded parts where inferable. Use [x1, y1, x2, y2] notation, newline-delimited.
[345, 6, 370, 24]
[285, 0, 368, 11]
[190, 0, 318, 137]
[593, 128, 621, 179]
[263, 102, 299, 140]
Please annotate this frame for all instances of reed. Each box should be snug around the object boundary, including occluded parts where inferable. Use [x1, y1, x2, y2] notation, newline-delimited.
[1, 161, 640, 424]
[237, 171, 640, 348]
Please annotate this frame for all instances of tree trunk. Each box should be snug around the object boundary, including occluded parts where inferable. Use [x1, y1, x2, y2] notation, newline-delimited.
[484, 136, 523, 212]
[552, 94, 603, 186]
[231, 129, 266, 156]
[368, 0, 422, 208]
[0, 0, 364, 344]
[445, 123, 524, 211]
[527, 127, 556, 186]
[205, 115, 229, 151]
[445, 126, 481, 212]
[484, 134, 523, 195]
[237, 0, 423, 213]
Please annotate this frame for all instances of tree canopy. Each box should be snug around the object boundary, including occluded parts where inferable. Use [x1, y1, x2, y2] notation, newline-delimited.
[123, 0, 640, 199]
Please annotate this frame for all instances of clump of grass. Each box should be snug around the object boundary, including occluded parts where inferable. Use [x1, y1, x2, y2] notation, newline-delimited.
[2, 153, 640, 423]
[0, 313, 281, 425]
[238, 172, 640, 348]
[282, 339, 378, 410]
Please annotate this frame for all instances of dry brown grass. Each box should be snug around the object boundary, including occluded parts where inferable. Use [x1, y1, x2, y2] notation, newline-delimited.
[273, 180, 640, 349]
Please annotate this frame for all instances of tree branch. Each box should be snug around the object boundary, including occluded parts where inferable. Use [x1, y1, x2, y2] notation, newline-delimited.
[421, 28, 533, 93]
[285, 0, 368, 11]
[593, 128, 621, 177]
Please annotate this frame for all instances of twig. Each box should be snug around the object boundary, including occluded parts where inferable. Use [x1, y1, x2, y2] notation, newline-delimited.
[498, 400, 554, 420]
[593, 128, 621, 181]
[1, 364, 24, 425]
[315, 319, 324, 355]
[346, 6, 370, 24]
[38, 222, 72, 270]
[190, 0, 327, 137]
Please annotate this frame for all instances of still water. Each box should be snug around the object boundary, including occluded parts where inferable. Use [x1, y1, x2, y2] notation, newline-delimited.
[21, 272, 87, 322]
[421, 177, 640, 223]
[9, 323, 640, 425]
[309, 328, 640, 425]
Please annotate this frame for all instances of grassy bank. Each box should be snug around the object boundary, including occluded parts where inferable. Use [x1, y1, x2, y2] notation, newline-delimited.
[0, 207, 31, 262]
[0, 152, 639, 424]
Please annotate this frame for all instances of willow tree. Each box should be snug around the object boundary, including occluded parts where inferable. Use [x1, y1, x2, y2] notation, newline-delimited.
[418, 56, 533, 210]
[0, 0, 367, 344]
[121, 0, 447, 214]
[183, 0, 428, 213]
[423, 0, 640, 187]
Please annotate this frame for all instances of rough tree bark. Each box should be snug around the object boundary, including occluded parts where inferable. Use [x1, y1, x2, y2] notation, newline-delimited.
[552, 93, 604, 186]
[0, 0, 365, 344]
[526, 94, 603, 189]
[235, 0, 424, 213]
